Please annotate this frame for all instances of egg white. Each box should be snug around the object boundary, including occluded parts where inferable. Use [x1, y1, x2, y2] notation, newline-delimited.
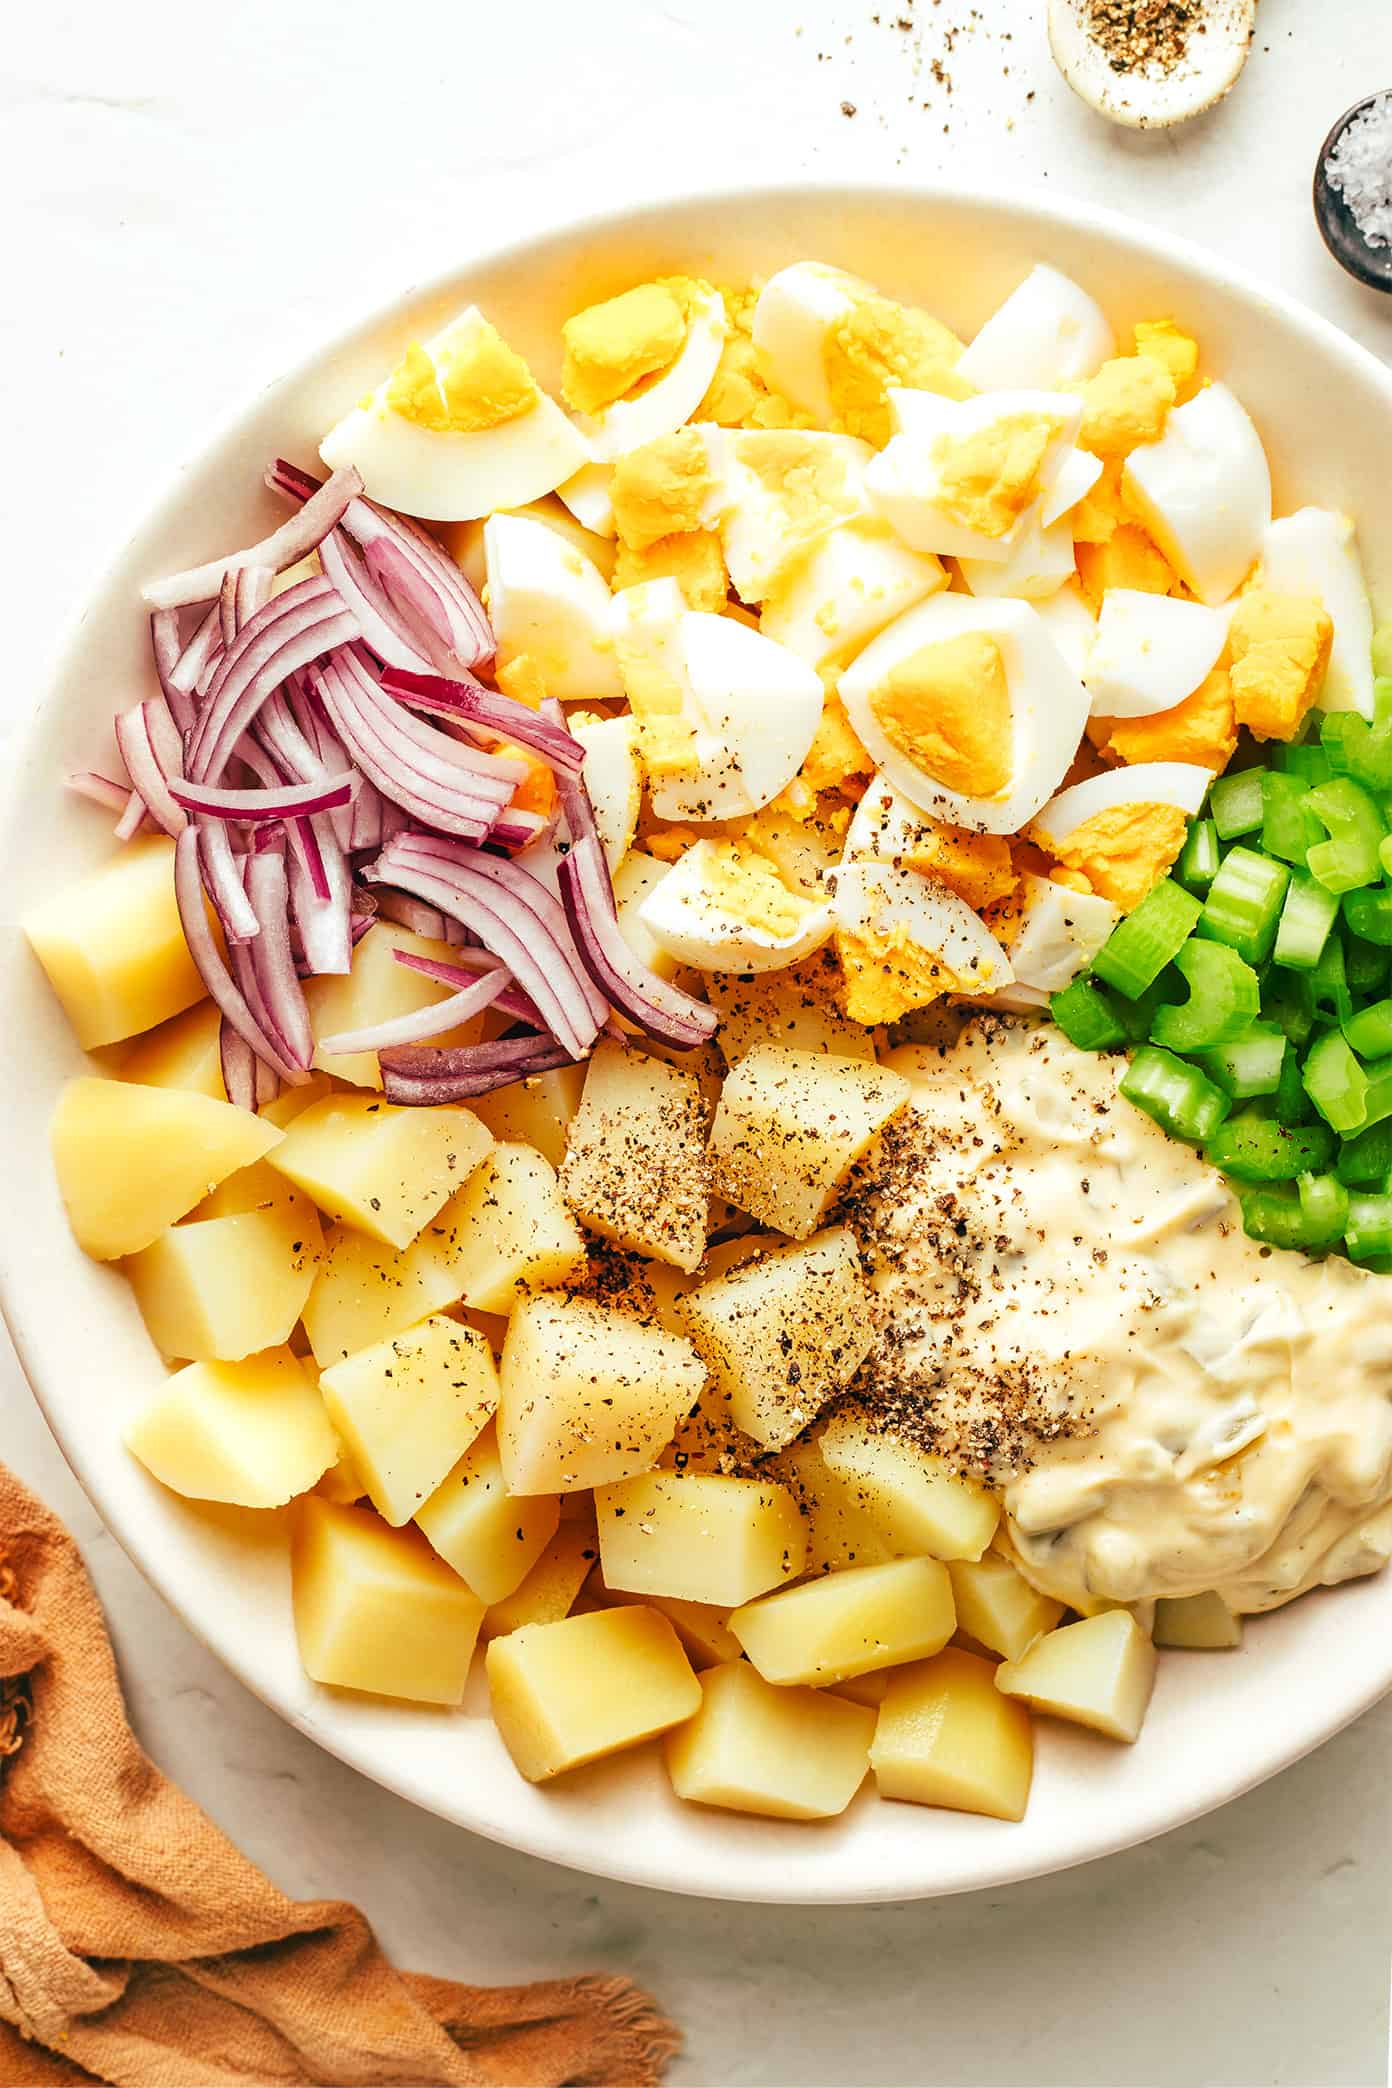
[483, 513, 623, 699]
[1122, 383, 1272, 606]
[830, 859, 1015, 996]
[638, 837, 834, 974]
[1258, 508, 1375, 719]
[1029, 761, 1212, 852]
[1083, 590, 1231, 719]
[957, 264, 1115, 392]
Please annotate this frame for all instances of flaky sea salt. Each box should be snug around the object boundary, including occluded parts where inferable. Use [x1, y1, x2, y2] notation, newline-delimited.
[1325, 92, 1392, 250]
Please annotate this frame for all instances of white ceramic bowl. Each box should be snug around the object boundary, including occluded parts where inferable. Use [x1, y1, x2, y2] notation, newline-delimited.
[6, 183, 1392, 1906]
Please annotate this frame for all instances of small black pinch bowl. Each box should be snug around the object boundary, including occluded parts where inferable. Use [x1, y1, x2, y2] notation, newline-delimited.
[1315, 92, 1392, 294]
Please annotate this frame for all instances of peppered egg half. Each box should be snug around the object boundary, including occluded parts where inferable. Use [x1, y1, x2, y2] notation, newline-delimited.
[830, 859, 1014, 1024]
[638, 837, 834, 973]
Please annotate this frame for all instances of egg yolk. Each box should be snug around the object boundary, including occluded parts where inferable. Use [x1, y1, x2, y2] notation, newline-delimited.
[1228, 590, 1335, 742]
[493, 655, 550, 708]
[491, 740, 558, 822]
[384, 318, 539, 434]
[795, 696, 875, 798]
[823, 294, 972, 447]
[1133, 320, 1200, 403]
[611, 429, 717, 550]
[1038, 803, 1189, 911]
[836, 923, 961, 1025]
[1077, 355, 1176, 460]
[612, 617, 697, 779]
[1090, 666, 1237, 774]
[868, 631, 1012, 800]
[931, 416, 1059, 539]
[613, 530, 729, 612]
[735, 431, 866, 548]
[902, 822, 1018, 910]
[561, 281, 690, 417]
[701, 283, 810, 430]
[702, 843, 816, 940]
[1075, 526, 1176, 613]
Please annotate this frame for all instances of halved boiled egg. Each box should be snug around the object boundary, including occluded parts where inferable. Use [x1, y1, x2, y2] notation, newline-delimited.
[838, 592, 1091, 835]
[1122, 383, 1271, 606]
[1007, 873, 1121, 993]
[637, 837, 834, 974]
[956, 264, 1115, 392]
[1083, 590, 1230, 718]
[758, 520, 946, 670]
[1031, 579, 1097, 678]
[750, 262, 969, 439]
[1027, 762, 1211, 910]
[610, 579, 824, 821]
[866, 389, 1084, 563]
[482, 513, 622, 699]
[830, 860, 1014, 1025]
[320, 306, 588, 523]
[569, 710, 640, 871]
[713, 429, 875, 603]
[1257, 508, 1375, 718]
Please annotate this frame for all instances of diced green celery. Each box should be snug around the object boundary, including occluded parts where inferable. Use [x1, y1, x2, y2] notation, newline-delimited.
[1110, 969, 1182, 1043]
[1310, 934, 1354, 1025]
[1272, 873, 1341, 970]
[1149, 940, 1260, 1052]
[1346, 1192, 1392, 1261]
[1120, 1046, 1230, 1144]
[1274, 1043, 1315, 1125]
[1199, 847, 1290, 964]
[1335, 1120, 1392, 1186]
[1321, 707, 1392, 793]
[1209, 768, 1266, 839]
[1297, 1171, 1350, 1246]
[1341, 888, 1392, 944]
[1238, 1187, 1319, 1250]
[1302, 1029, 1370, 1133]
[1093, 879, 1202, 999]
[1260, 772, 1321, 867]
[1263, 968, 1317, 1046]
[1205, 1113, 1335, 1182]
[1343, 998, 1392, 1059]
[1346, 933, 1392, 997]
[1049, 975, 1126, 1051]
[1196, 1021, 1288, 1099]
[1359, 1065, 1392, 1131]
[1275, 742, 1333, 784]
[1175, 817, 1221, 894]
[1306, 777, 1387, 892]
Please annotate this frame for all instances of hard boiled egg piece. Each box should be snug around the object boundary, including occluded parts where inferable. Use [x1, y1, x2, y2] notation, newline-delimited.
[1027, 763, 1211, 909]
[957, 265, 1115, 392]
[569, 711, 640, 872]
[1041, 446, 1105, 528]
[1122, 383, 1271, 606]
[1257, 509, 1375, 718]
[759, 520, 946, 670]
[1031, 580, 1097, 679]
[749, 263, 969, 439]
[1007, 874, 1120, 993]
[1083, 590, 1230, 718]
[482, 513, 622, 699]
[637, 838, 834, 974]
[957, 499, 1077, 601]
[831, 860, 1014, 1023]
[320, 306, 589, 523]
[581, 285, 728, 463]
[716, 430, 874, 604]
[838, 593, 1091, 835]
[751, 263, 859, 423]
[867, 389, 1083, 563]
[437, 498, 615, 595]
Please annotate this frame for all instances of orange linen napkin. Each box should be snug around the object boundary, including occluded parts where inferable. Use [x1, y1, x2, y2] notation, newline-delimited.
[0, 1464, 679, 2087]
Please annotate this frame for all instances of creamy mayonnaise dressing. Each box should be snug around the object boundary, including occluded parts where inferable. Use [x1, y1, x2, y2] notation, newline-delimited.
[855, 1019, 1392, 1615]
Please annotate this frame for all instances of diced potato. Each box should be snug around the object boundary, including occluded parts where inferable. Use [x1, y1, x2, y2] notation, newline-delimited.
[995, 1610, 1158, 1743]
[707, 957, 878, 1070]
[1153, 1592, 1243, 1650]
[766, 1437, 897, 1576]
[118, 999, 225, 1099]
[732, 1556, 955, 1687]
[828, 1668, 890, 1709]
[268, 1092, 493, 1249]
[314, 1444, 366, 1503]
[125, 1347, 335, 1507]
[680, 1227, 873, 1450]
[483, 1519, 598, 1637]
[191, 1158, 310, 1222]
[641, 1034, 725, 1119]
[560, 1040, 710, 1273]
[416, 1420, 560, 1602]
[291, 1495, 484, 1704]
[613, 852, 679, 980]
[947, 1552, 1064, 1663]
[818, 1411, 999, 1562]
[257, 1071, 335, 1129]
[709, 1047, 910, 1238]
[871, 1648, 1034, 1821]
[319, 1315, 498, 1525]
[300, 1224, 462, 1367]
[498, 1294, 706, 1494]
[304, 923, 486, 1089]
[52, 1077, 282, 1260]
[469, 1060, 586, 1172]
[666, 1660, 875, 1820]
[125, 1203, 323, 1361]
[24, 836, 205, 1048]
[486, 1604, 701, 1782]
[635, 1593, 743, 1668]
[595, 1471, 805, 1608]
[433, 1143, 586, 1314]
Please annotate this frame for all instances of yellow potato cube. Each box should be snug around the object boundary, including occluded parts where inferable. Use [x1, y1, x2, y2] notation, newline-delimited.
[731, 1556, 955, 1687]
[191, 1157, 311, 1222]
[765, 1437, 898, 1577]
[301, 1223, 462, 1367]
[818, 1411, 999, 1562]
[267, 1091, 493, 1248]
[469, 1060, 586, 1172]
[432, 1143, 586, 1315]
[52, 1077, 282, 1261]
[483, 1520, 598, 1637]
[125, 1203, 323, 1361]
[560, 1040, 710, 1273]
[314, 1445, 366, 1503]
[680, 1227, 874, 1450]
[636, 1594, 743, 1668]
[319, 1315, 499, 1525]
[498, 1294, 707, 1495]
[709, 1047, 911, 1238]
[118, 999, 225, 1099]
[257, 1071, 336, 1129]
[613, 852, 679, 981]
[291, 1495, 484, 1704]
[706, 960, 877, 1070]
[1153, 1592, 1243, 1650]
[666, 1660, 875, 1820]
[871, 1648, 1034, 1821]
[828, 1668, 890, 1709]
[304, 922, 486, 1089]
[947, 1552, 1064, 1663]
[125, 1347, 335, 1507]
[486, 1604, 701, 1782]
[416, 1421, 560, 1602]
[995, 1610, 1158, 1742]
[24, 836, 205, 1048]
[595, 1471, 806, 1608]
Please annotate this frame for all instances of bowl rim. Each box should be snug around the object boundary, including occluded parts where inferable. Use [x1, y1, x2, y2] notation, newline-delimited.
[9, 173, 1392, 1905]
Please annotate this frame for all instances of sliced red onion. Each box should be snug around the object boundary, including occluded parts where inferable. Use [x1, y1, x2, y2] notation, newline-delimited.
[173, 827, 302, 1081]
[318, 966, 506, 1056]
[235, 565, 273, 631]
[349, 776, 386, 851]
[218, 569, 239, 648]
[114, 698, 188, 838]
[392, 945, 545, 1028]
[113, 790, 147, 842]
[219, 1020, 258, 1112]
[289, 811, 352, 975]
[316, 650, 518, 840]
[171, 772, 355, 822]
[186, 578, 357, 784]
[490, 808, 550, 852]
[254, 1054, 281, 1109]
[150, 610, 197, 736]
[317, 530, 435, 674]
[199, 818, 260, 943]
[382, 666, 584, 772]
[371, 887, 448, 940]
[66, 771, 136, 814]
[246, 850, 313, 1070]
[142, 466, 363, 610]
[380, 1032, 577, 1106]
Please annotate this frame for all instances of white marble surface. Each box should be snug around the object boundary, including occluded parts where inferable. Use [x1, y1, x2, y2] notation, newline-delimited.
[7, 1, 1392, 2080]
